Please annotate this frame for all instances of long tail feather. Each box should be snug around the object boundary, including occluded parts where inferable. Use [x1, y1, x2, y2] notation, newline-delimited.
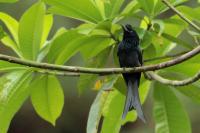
[122, 79, 146, 123]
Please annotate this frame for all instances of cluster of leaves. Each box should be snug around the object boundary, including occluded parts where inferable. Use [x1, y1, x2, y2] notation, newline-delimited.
[0, 0, 200, 133]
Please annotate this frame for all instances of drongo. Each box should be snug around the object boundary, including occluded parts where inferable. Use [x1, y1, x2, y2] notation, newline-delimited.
[117, 24, 146, 122]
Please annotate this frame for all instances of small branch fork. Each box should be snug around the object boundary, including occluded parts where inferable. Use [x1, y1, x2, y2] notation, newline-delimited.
[0, 0, 200, 87]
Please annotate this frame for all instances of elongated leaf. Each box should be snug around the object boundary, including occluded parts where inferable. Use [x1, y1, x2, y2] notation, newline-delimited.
[161, 33, 192, 49]
[154, 0, 187, 16]
[1, 35, 21, 56]
[47, 30, 86, 64]
[0, 70, 32, 133]
[93, 0, 106, 19]
[153, 17, 187, 56]
[119, 0, 140, 18]
[0, 12, 19, 44]
[177, 6, 200, 22]
[0, 61, 25, 71]
[0, 0, 18, 3]
[105, 0, 125, 18]
[78, 48, 111, 93]
[137, 0, 155, 16]
[101, 88, 125, 133]
[80, 36, 114, 59]
[162, 64, 200, 104]
[40, 14, 53, 48]
[19, 2, 46, 60]
[153, 82, 191, 133]
[141, 31, 153, 49]
[31, 75, 64, 125]
[87, 90, 109, 133]
[44, 0, 103, 23]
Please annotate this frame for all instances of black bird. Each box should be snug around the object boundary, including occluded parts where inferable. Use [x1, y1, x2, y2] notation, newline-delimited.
[117, 24, 146, 122]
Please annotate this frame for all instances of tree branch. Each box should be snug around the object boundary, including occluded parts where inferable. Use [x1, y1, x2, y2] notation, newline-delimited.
[0, 45, 199, 75]
[162, 0, 200, 32]
[143, 51, 188, 62]
[147, 71, 200, 86]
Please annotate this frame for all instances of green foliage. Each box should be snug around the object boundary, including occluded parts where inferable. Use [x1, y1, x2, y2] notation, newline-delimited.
[153, 82, 191, 133]
[19, 2, 46, 60]
[0, 70, 32, 133]
[31, 75, 64, 125]
[0, 0, 199, 132]
[0, 0, 18, 3]
[44, 0, 103, 23]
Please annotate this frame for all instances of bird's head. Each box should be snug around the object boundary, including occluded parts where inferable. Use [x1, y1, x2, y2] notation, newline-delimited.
[122, 24, 139, 40]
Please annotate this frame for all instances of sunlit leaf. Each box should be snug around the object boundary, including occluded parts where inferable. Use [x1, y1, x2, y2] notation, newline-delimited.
[47, 30, 85, 64]
[119, 0, 140, 18]
[78, 48, 111, 93]
[40, 14, 53, 48]
[0, 0, 18, 3]
[101, 88, 125, 133]
[104, 0, 125, 18]
[87, 90, 109, 133]
[153, 82, 191, 133]
[44, 0, 103, 23]
[19, 2, 46, 60]
[31, 75, 64, 125]
[137, 0, 155, 16]
[0, 61, 25, 72]
[177, 6, 200, 22]
[0, 70, 32, 133]
[154, 0, 187, 16]
[0, 12, 19, 44]
[80, 36, 114, 59]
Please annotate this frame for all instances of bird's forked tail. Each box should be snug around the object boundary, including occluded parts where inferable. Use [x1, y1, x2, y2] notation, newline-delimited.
[122, 79, 146, 123]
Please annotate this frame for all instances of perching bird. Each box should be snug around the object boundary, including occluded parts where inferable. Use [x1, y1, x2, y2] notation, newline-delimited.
[117, 24, 146, 123]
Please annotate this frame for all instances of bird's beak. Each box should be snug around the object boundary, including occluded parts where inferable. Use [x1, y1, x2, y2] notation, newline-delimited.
[121, 25, 127, 32]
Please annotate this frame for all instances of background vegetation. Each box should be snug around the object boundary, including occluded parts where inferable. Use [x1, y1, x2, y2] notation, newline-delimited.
[0, 0, 200, 133]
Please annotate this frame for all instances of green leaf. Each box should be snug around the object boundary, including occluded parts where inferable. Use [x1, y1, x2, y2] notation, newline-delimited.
[47, 30, 86, 64]
[105, 0, 125, 18]
[87, 90, 109, 133]
[78, 48, 111, 93]
[101, 88, 125, 133]
[161, 33, 192, 49]
[0, 26, 6, 39]
[31, 75, 64, 125]
[0, 61, 25, 72]
[154, 0, 187, 16]
[19, 2, 46, 60]
[0, 70, 32, 133]
[119, 0, 140, 18]
[137, 0, 155, 16]
[0, 0, 18, 3]
[99, 75, 119, 91]
[153, 82, 191, 133]
[40, 14, 53, 48]
[141, 31, 153, 49]
[177, 6, 200, 22]
[153, 17, 187, 56]
[44, 0, 103, 23]
[162, 64, 200, 104]
[80, 36, 114, 59]
[1, 35, 21, 56]
[92, 0, 106, 19]
[0, 12, 19, 44]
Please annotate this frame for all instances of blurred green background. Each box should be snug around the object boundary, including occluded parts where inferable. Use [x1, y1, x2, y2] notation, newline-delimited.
[0, 0, 200, 133]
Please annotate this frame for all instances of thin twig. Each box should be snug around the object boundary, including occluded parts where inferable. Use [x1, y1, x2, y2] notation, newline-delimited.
[143, 51, 188, 62]
[148, 71, 200, 86]
[0, 45, 199, 74]
[162, 0, 200, 32]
